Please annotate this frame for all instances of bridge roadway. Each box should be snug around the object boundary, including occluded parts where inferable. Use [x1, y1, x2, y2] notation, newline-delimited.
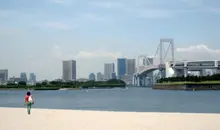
[171, 60, 220, 69]
[171, 60, 220, 77]
[138, 60, 220, 76]
[133, 60, 220, 86]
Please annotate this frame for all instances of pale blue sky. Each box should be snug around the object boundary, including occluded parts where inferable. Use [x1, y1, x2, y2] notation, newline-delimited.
[1, 0, 220, 80]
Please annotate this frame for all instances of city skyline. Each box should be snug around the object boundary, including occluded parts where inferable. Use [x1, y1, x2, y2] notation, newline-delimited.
[1, 0, 220, 80]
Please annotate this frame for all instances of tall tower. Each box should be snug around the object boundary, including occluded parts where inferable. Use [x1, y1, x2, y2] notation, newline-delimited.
[62, 60, 76, 81]
[96, 72, 102, 81]
[0, 69, 8, 83]
[117, 58, 126, 79]
[29, 73, 36, 83]
[104, 63, 114, 80]
[20, 72, 27, 82]
[126, 59, 136, 75]
[158, 38, 174, 78]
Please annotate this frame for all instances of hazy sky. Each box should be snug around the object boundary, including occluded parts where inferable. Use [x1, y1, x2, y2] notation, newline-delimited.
[1, 0, 220, 80]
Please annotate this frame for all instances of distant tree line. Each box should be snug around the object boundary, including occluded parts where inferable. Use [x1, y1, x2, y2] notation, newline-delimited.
[1, 79, 126, 89]
[7, 81, 27, 86]
[157, 73, 220, 83]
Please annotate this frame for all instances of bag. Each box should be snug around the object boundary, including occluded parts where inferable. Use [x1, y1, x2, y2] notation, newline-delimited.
[28, 96, 33, 103]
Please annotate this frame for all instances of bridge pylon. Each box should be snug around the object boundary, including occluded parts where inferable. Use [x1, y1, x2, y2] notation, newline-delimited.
[133, 38, 175, 87]
[155, 38, 174, 78]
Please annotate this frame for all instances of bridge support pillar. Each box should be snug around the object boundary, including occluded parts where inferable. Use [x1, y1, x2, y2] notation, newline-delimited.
[137, 76, 140, 86]
[144, 77, 148, 86]
[141, 77, 144, 86]
[184, 68, 188, 77]
[159, 70, 166, 78]
[145, 76, 153, 86]
[132, 75, 134, 85]
[132, 75, 136, 86]
[144, 76, 146, 86]
[133, 74, 140, 86]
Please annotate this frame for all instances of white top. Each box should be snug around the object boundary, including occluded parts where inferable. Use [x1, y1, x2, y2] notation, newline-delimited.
[28, 96, 33, 102]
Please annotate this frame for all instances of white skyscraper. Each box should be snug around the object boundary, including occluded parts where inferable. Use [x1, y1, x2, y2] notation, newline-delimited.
[0, 69, 8, 83]
[29, 73, 36, 84]
[126, 59, 136, 75]
[20, 72, 27, 82]
[62, 60, 76, 81]
[96, 72, 102, 81]
[104, 63, 114, 80]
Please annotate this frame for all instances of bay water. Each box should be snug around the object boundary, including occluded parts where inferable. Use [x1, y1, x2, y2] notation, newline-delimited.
[0, 87, 219, 113]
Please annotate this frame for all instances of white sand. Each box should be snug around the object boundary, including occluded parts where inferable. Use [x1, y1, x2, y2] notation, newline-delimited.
[0, 107, 220, 130]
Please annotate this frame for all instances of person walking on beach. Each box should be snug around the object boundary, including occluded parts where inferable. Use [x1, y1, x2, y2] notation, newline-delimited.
[24, 91, 34, 115]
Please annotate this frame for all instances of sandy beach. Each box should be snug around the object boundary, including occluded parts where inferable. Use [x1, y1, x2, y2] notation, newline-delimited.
[0, 107, 220, 130]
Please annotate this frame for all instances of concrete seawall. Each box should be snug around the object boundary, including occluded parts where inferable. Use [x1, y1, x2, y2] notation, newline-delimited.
[153, 85, 186, 90]
[153, 84, 220, 90]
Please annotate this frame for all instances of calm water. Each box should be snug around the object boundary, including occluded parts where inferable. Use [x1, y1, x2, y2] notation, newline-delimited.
[0, 87, 220, 113]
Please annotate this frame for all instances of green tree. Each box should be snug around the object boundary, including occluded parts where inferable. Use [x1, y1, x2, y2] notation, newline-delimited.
[41, 81, 48, 86]
[36, 83, 41, 87]
[18, 81, 26, 86]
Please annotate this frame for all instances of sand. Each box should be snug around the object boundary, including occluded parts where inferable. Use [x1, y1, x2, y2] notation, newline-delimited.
[0, 107, 220, 130]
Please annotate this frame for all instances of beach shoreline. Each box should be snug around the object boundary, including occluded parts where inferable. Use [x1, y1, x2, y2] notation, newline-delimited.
[1, 107, 220, 130]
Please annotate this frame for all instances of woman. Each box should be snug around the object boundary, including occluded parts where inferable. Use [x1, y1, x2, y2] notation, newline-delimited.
[24, 91, 34, 115]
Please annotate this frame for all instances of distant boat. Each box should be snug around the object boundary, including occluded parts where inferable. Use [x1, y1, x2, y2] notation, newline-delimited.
[59, 88, 68, 90]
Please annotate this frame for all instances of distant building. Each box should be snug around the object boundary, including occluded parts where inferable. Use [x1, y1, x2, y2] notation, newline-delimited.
[121, 75, 133, 85]
[96, 72, 102, 81]
[126, 59, 136, 75]
[101, 74, 104, 80]
[111, 72, 117, 79]
[104, 63, 115, 80]
[0, 69, 8, 83]
[29, 73, 36, 84]
[62, 60, 76, 81]
[89, 73, 96, 81]
[9, 76, 20, 83]
[77, 78, 89, 82]
[117, 58, 126, 79]
[20, 72, 27, 82]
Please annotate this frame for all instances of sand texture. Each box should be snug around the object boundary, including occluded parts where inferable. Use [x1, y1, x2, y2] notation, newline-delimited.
[0, 107, 220, 130]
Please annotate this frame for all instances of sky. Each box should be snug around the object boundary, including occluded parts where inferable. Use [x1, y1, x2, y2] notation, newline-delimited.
[1, 0, 220, 80]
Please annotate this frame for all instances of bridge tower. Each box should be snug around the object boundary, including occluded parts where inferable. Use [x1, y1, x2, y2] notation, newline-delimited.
[133, 38, 175, 87]
[156, 38, 175, 78]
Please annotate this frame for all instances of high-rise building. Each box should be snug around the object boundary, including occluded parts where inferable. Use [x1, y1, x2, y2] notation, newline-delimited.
[96, 72, 102, 81]
[8, 76, 20, 83]
[62, 60, 76, 81]
[20, 72, 27, 82]
[101, 74, 104, 80]
[29, 73, 36, 83]
[117, 58, 126, 79]
[89, 73, 96, 81]
[104, 63, 114, 80]
[111, 72, 117, 79]
[126, 59, 136, 75]
[0, 69, 8, 83]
